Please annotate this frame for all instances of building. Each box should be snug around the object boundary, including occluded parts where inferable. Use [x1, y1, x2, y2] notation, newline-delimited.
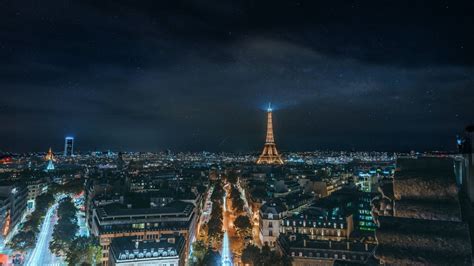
[372, 157, 472, 265]
[25, 177, 48, 211]
[0, 184, 28, 247]
[327, 187, 377, 232]
[277, 234, 376, 266]
[109, 234, 185, 266]
[64, 136, 74, 157]
[259, 199, 287, 247]
[280, 207, 353, 241]
[271, 178, 301, 198]
[256, 104, 284, 165]
[90, 199, 196, 265]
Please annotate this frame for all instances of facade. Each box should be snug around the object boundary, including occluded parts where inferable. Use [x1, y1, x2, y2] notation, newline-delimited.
[259, 199, 287, 247]
[109, 235, 185, 266]
[90, 200, 196, 265]
[256, 105, 284, 165]
[280, 207, 353, 241]
[25, 177, 48, 211]
[64, 136, 74, 157]
[277, 234, 376, 265]
[0, 184, 28, 246]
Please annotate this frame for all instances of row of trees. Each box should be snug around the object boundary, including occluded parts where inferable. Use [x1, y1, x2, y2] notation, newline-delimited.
[49, 196, 101, 265]
[8, 192, 55, 251]
[230, 185, 245, 213]
[242, 244, 292, 266]
[49, 197, 79, 255]
[207, 182, 224, 246]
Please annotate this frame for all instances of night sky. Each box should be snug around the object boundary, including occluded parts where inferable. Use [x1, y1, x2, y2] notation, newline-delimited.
[1, 0, 473, 152]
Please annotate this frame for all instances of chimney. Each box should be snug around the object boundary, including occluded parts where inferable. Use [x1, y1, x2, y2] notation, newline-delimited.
[127, 204, 132, 209]
[303, 239, 306, 247]
[329, 241, 332, 248]
[346, 242, 350, 250]
[135, 240, 139, 249]
[168, 237, 175, 244]
[365, 243, 368, 251]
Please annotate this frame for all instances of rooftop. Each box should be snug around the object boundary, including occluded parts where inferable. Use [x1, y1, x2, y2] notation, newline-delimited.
[110, 235, 184, 262]
[97, 200, 194, 219]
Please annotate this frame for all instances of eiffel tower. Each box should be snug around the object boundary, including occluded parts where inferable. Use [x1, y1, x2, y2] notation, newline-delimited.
[256, 104, 284, 165]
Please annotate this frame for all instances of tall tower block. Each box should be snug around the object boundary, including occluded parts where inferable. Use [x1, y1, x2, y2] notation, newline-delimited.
[256, 104, 284, 165]
[64, 137, 74, 157]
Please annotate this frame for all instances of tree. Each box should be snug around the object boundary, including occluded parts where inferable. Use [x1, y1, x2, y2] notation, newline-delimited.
[50, 197, 79, 256]
[230, 185, 240, 201]
[207, 216, 223, 242]
[227, 171, 238, 184]
[241, 244, 260, 265]
[22, 217, 40, 233]
[8, 231, 36, 252]
[35, 192, 55, 213]
[66, 236, 101, 266]
[202, 249, 222, 266]
[211, 182, 224, 203]
[233, 197, 245, 213]
[240, 244, 292, 266]
[190, 240, 207, 266]
[234, 215, 252, 237]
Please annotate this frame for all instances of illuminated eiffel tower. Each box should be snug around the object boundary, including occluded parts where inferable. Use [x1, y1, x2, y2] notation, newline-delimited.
[256, 104, 284, 165]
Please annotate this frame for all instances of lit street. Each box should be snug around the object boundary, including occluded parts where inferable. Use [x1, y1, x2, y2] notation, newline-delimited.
[25, 203, 65, 266]
[222, 188, 232, 266]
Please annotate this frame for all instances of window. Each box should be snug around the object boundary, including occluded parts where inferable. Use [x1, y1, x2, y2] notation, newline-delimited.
[269, 230, 273, 236]
[269, 222, 273, 228]
[132, 223, 145, 229]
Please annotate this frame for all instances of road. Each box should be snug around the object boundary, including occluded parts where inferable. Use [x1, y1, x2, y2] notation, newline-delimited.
[222, 189, 232, 266]
[25, 203, 65, 266]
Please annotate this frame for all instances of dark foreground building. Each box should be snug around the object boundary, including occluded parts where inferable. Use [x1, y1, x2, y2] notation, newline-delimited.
[373, 157, 473, 265]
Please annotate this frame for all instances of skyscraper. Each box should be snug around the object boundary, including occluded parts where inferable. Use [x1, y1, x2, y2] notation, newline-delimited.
[257, 104, 284, 165]
[64, 136, 74, 157]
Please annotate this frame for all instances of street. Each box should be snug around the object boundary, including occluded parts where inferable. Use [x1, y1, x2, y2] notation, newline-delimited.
[25, 203, 65, 266]
[222, 189, 232, 266]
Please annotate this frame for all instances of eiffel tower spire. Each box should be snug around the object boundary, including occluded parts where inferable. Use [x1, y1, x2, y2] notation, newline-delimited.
[256, 104, 284, 165]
